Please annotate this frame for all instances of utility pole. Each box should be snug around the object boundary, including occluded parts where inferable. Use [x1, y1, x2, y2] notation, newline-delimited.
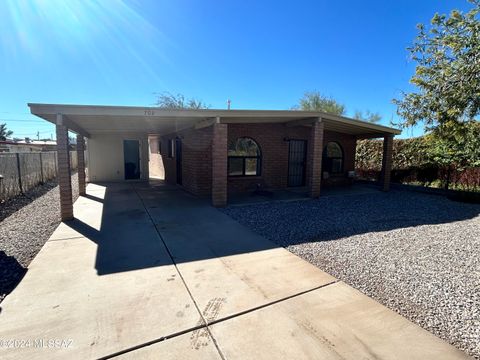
[227, 99, 231, 110]
[36, 131, 39, 140]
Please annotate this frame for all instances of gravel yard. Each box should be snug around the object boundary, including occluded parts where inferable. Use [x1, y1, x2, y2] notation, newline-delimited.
[0, 174, 78, 302]
[222, 189, 480, 359]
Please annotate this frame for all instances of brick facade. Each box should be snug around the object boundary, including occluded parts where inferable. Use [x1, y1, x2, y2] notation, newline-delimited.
[56, 122, 73, 221]
[161, 126, 213, 196]
[211, 123, 228, 207]
[308, 121, 324, 197]
[159, 122, 358, 206]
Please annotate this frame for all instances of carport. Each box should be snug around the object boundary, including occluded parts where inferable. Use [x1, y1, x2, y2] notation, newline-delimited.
[29, 103, 400, 221]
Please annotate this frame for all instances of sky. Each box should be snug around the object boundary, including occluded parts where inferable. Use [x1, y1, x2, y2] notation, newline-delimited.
[0, 0, 473, 140]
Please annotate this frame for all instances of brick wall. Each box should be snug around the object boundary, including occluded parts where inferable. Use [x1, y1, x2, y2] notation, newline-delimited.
[160, 123, 358, 198]
[161, 127, 213, 196]
[227, 124, 357, 193]
[212, 123, 227, 207]
[227, 123, 311, 193]
[322, 130, 357, 187]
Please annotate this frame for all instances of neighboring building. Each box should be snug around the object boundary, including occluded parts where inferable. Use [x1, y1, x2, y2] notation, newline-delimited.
[29, 103, 399, 219]
[0, 139, 57, 153]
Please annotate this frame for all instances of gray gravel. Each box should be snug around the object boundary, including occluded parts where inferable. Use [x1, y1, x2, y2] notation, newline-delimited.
[222, 190, 480, 359]
[0, 174, 79, 302]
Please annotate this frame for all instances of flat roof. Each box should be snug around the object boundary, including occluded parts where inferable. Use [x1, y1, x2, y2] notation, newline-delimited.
[28, 103, 401, 138]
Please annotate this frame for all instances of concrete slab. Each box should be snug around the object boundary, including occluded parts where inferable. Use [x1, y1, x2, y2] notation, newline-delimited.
[0, 184, 202, 360]
[137, 187, 336, 323]
[210, 281, 470, 359]
[114, 329, 222, 359]
[1, 181, 470, 359]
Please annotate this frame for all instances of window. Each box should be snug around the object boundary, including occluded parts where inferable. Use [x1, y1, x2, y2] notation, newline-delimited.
[228, 137, 261, 176]
[168, 139, 174, 158]
[323, 142, 343, 174]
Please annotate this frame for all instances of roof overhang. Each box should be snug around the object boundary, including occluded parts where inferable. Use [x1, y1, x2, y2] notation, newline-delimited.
[28, 103, 401, 139]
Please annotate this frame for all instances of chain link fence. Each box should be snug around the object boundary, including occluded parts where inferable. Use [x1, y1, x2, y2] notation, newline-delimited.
[0, 151, 78, 201]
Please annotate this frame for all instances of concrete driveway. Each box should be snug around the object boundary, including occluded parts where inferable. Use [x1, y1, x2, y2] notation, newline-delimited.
[0, 182, 470, 359]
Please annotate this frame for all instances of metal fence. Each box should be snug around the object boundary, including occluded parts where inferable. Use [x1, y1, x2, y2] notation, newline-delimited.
[0, 151, 78, 201]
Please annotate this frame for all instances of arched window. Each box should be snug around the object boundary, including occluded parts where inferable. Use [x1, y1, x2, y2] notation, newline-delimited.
[323, 142, 343, 174]
[228, 137, 261, 176]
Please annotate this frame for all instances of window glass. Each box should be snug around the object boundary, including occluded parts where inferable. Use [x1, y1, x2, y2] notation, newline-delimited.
[326, 142, 342, 158]
[245, 158, 258, 175]
[228, 158, 244, 176]
[227, 137, 261, 176]
[331, 158, 343, 173]
[323, 142, 343, 174]
[228, 137, 260, 156]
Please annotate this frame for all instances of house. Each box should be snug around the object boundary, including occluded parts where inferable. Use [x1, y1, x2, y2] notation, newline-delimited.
[28, 103, 400, 220]
[0, 139, 57, 153]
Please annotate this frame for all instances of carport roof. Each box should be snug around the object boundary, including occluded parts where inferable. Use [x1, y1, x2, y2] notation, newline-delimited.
[28, 103, 401, 139]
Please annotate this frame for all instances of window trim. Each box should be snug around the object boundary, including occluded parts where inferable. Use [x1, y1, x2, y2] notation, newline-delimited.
[323, 141, 344, 174]
[227, 137, 262, 177]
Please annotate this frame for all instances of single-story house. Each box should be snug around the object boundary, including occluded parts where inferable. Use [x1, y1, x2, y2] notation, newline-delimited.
[0, 139, 57, 153]
[28, 103, 400, 221]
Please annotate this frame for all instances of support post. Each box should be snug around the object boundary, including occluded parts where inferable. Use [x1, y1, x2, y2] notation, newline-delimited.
[381, 134, 394, 191]
[308, 119, 324, 198]
[211, 119, 228, 207]
[76, 134, 86, 195]
[56, 113, 73, 221]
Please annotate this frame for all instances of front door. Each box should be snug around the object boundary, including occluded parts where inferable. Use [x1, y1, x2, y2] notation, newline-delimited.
[175, 137, 182, 185]
[288, 140, 307, 187]
[123, 139, 140, 180]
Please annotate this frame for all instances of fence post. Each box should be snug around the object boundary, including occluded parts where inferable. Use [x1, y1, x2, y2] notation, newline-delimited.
[39, 152, 44, 184]
[16, 153, 23, 194]
[54, 151, 58, 176]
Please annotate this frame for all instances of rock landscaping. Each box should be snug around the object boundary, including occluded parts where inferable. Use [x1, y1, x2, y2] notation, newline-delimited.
[0, 174, 79, 302]
[222, 189, 480, 359]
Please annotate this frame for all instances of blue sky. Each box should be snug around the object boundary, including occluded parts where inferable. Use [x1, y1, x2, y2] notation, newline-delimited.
[0, 0, 472, 139]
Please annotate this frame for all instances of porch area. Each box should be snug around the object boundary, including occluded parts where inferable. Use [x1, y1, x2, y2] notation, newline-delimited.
[28, 104, 400, 220]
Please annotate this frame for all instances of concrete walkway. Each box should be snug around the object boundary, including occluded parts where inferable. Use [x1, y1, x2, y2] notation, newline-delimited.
[0, 182, 470, 359]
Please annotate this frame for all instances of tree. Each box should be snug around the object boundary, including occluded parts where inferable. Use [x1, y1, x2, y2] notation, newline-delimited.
[354, 110, 382, 123]
[393, 0, 480, 134]
[0, 123, 13, 141]
[155, 92, 209, 109]
[294, 91, 346, 115]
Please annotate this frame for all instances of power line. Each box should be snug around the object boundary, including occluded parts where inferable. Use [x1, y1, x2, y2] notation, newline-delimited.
[0, 118, 46, 123]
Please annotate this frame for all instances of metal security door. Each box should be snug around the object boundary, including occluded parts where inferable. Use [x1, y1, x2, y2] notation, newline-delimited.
[288, 140, 307, 187]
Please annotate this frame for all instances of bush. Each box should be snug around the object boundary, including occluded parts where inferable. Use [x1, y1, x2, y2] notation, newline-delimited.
[355, 137, 480, 191]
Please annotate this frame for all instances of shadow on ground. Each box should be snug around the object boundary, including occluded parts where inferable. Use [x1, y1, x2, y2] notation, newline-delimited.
[222, 188, 480, 247]
[39, 181, 480, 276]
[0, 251, 27, 302]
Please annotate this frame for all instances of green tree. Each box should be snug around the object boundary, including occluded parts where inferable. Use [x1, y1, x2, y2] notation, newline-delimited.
[393, 0, 480, 134]
[155, 92, 209, 109]
[354, 110, 382, 123]
[0, 123, 13, 141]
[294, 91, 346, 115]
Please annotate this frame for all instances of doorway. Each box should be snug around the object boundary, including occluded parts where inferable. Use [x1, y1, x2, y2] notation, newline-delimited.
[175, 137, 182, 185]
[288, 140, 307, 187]
[124, 140, 140, 180]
